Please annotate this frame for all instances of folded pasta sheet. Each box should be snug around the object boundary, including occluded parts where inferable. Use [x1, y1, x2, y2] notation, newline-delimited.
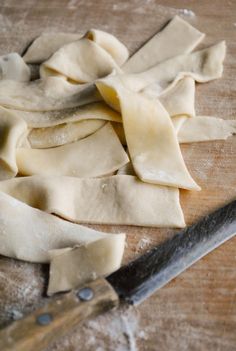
[0, 52, 30, 81]
[40, 29, 128, 82]
[0, 107, 27, 180]
[17, 123, 129, 177]
[23, 32, 82, 64]
[0, 191, 125, 293]
[96, 79, 200, 190]
[14, 101, 121, 128]
[28, 119, 106, 148]
[178, 117, 236, 143]
[112, 116, 236, 145]
[0, 175, 185, 228]
[48, 236, 126, 295]
[0, 77, 100, 111]
[123, 15, 205, 73]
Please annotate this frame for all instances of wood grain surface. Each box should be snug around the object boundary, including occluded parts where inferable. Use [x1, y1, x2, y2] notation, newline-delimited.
[0, 0, 236, 350]
[0, 278, 119, 351]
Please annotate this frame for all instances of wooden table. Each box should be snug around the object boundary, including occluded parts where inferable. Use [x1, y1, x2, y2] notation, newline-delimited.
[0, 1, 236, 350]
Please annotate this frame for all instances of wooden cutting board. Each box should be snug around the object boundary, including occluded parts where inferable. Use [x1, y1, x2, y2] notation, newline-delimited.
[0, 1, 235, 350]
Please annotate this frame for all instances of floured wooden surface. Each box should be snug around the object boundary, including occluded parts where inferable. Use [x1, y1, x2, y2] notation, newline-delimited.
[0, 0, 236, 350]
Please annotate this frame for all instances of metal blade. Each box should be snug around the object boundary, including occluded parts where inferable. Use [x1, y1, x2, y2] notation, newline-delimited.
[107, 200, 236, 305]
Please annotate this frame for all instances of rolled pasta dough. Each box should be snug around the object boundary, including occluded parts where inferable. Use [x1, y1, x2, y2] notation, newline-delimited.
[0, 191, 125, 294]
[0, 175, 186, 228]
[0, 53, 30, 82]
[17, 123, 129, 178]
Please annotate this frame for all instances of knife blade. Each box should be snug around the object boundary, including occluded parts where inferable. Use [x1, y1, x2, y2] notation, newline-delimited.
[108, 199, 236, 304]
[0, 200, 235, 351]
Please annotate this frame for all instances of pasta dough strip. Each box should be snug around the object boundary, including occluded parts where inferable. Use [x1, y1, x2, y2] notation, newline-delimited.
[153, 77, 195, 117]
[27, 77, 195, 148]
[11, 101, 122, 128]
[0, 190, 125, 262]
[0, 77, 100, 111]
[123, 15, 205, 73]
[0, 175, 186, 228]
[0, 53, 30, 82]
[40, 38, 122, 82]
[114, 116, 236, 146]
[23, 32, 82, 64]
[28, 119, 106, 148]
[96, 80, 200, 190]
[40, 29, 128, 82]
[85, 29, 129, 66]
[48, 236, 127, 295]
[0, 107, 27, 180]
[178, 116, 236, 143]
[10, 77, 194, 150]
[17, 123, 129, 177]
[0, 190, 125, 294]
[117, 41, 226, 94]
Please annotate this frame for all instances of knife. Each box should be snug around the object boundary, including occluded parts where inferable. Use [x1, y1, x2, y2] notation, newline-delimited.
[0, 200, 235, 351]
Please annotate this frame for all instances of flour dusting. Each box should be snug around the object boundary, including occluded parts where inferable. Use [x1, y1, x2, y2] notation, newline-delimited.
[112, 3, 129, 11]
[85, 306, 140, 351]
[0, 14, 12, 32]
[47, 305, 144, 351]
[67, 0, 78, 10]
[0, 259, 45, 327]
[178, 9, 195, 17]
[121, 314, 138, 351]
[136, 236, 151, 253]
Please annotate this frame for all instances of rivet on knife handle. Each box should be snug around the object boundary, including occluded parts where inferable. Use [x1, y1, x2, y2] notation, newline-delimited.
[0, 278, 119, 351]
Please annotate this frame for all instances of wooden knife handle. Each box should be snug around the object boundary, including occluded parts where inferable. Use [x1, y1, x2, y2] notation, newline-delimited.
[0, 278, 119, 351]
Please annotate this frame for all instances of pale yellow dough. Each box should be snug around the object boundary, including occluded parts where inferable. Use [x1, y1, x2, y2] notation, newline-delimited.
[0, 190, 125, 262]
[117, 162, 135, 175]
[123, 15, 205, 73]
[0, 53, 30, 81]
[0, 77, 100, 111]
[178, 116, 236, 142]
[48, 236, 126, 295]
[0, 175, 185, 228]
[112, 116, 236, 146]
[0, 191, 125, 294]
[153, 77, 195, 117]
[11, 101, 121, 128]
[17, 123, 129, 177]
[23, 32, 82, 64]
[40, 38, 122, 82]
[118, 41, 226, 93]
[96, 79, 200, 190]
[18, 77, 195, 148]
[24, 77, 195, 148]
[21, 101, 122, 148]
[28, 119, 106, 148]
[40, 29, 128, 82]
[85, 29, 129, 66]
[0, 107, 27, 180]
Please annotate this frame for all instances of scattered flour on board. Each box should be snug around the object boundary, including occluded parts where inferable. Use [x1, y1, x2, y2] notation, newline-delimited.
[178, 9, 195, 17]
[67, 0, 79, 10]
[0, 14, 13, 32]
[0, 260, 45, 327]
[84, 306, 146, 351]
[112, 3, 130, 11]
[47, 305, 149, 351]
[192, 157, 214, 181]
[136, 236, 151, 253]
